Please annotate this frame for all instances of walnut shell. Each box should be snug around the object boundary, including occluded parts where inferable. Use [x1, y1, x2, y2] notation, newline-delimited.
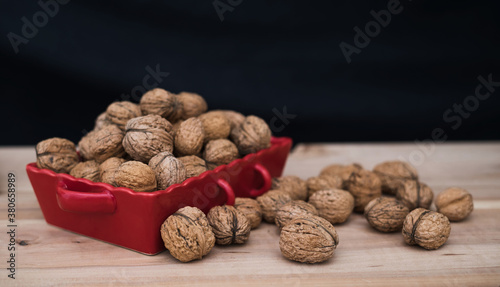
[77, 130, 96, 161]
[105, 101, 142, 130]
[435, 187, 473, 222]
[94, 112, 113, 131]
[279, 215, 339, 264]
[174, 118, 205, 156]
[306, 175, 343, 199]
[80, 125, 126, 163]
[198, 111, 231, 143]
[215, 110, 245, 130]
[172, 120, 183, 137]
[231, 115, 271, 155]
[99, 157, 126, 186]
[364, 197, 410, 232]
[203, 139, 239, 167]
[272, 175, 308, 201]
[122, 114, 174, 163]
[36, 137, 79, 173]
[69, 160, 100, 182]
[149, 152, 186, 190]
[275, 200, 318, 229]
[177, 155, 208, 179]
[257, 190, 292, 223]
[114, 161, 157, 192]
[343, 169, 382, 213]
[402, 208, 451, 250]
[234, 197, 262, 229]
[308, 189, 354, 224]
[320, 163, 363, 182]
[207, 205, 251, 245]
[396, 180, 434, 211]
[140, 88, 183, 122]
[177, 91, 208, 120]
[161, 206, 215, 262]
[373, 161, 418, 195]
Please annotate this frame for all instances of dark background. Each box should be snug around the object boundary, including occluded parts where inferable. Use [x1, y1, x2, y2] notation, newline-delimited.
[1, 0, 499, 146]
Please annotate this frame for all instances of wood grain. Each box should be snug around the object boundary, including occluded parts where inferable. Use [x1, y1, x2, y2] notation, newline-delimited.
[0, 143, 499, 286]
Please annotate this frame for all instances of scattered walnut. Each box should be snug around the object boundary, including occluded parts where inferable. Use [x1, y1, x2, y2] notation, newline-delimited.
[364, 197, 409, 232]
[177, 91, 208, 120]
[275, 200, 318, 229]
[396, 180, 434, 211]
[140, 88, 183, 122]
[198, 111, 231, 143]
[99, 157, 126, 186]
[279, 215, 339, 264]
[203, 139, 239, 167]
[149, 152, 186, 190]
[105, 101, 142, 130]
[36, 137, 79, 173]
[373, 161, 419, 195]
[234, 197, 262, 229]
[343, 169, 382, 213]
[174, 117, 205, 156]
[231, 115, 271, 155]
[308, 189, 354, 224]
[207, 205, 251, 245]
[402, 208, 451, 250]
[69, 160, 100, 182]
[81, 125, 126, 163]
[320, 163, 363, 182]
[161, 206, 215, 262]
[177, 155, 208, 179]
[256, 190, 292, 223]
[272, 175, 308, 201]
[435, 187, 473, 222]
[122, 114, 174, 163]
[94, 112, 113, 131]
[306, 175, 343, 199]
[114, 161, 157, 192]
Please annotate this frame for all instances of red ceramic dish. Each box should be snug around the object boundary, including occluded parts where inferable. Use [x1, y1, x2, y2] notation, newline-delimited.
[26, 137, 292, 255]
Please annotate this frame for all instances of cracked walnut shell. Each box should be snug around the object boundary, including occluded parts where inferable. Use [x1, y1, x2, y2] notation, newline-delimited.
[140, 88, 183, 122]
[343, 169, 382, 213]
[275, 200, 318, 229]
[203, 139, 239, 167]
[272, 175, 308, 201]
[257, 190, 292, 223]
[207, 205, 251, 245]
[69, 160, 100, 182]
[99, 157, 126, 186]
[308, 189, 354, 224]
[402, 208, 451, 250]
[149, 152, 186, 190]
[36, 137, 79, 173]
[364, 197, 409, 232]
[231, 115, 271, 155]
[177, 91, 208, 120]
[373, 161, 418, 195]
[234, 197, 262, 229]
[435, 187, 473, 222]
[105, 101, 142, 130]
[396, 180, 434, 211]
[174, 117, 205, 156]
[114, 161, 157, 192]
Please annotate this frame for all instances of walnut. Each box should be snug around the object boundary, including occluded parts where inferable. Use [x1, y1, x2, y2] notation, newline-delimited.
[231, 115, 271, 155]
[99, 157, 126, 186]
[177, 91, 208, 120]
[171, 120, 183, 137]
[308, 189, 354, 224]
[215, 110, 245, 130]
[140, 88, 183, 122]
[79, 125, 126, 163]
[94, 112, 113, 131]
[279, 215, 339, 264]
[272, 175, 308, 201]
[207, 205, 251, 245]
[69, 160, 100, 182]
[203, 139, 239, 167]
[148, 152, 186, 190]
[275, 200, 318, 229]
[177, 155, 208, 179]
[396, 180, 434, 211]
[343, 169, 382, 213]
[161, 206, 215, 262]
[122, 115, 174, 163]
[198, 111, 231, 143]
[320, 163, 363, 182]
[364, 197, 409, 232]
[373, 161, 418, 195]
[435, 187, 473, 222]
[105, 101, 142, 130]
[36, 137, 79, 173]
[174, 118, 205, 156]
[114, 161, 157, 192]
[256, 190, 292, 223]
[234, 198, 262, 229]
[306, 175, 343, 198]
[402, 208, 451, 250]
[77, 130, 96, 161]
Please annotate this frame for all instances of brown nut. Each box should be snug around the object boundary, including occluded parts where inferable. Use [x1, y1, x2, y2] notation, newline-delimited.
[207, 205, 251, 245]
[272, 175, 308, 201]
[308, 189, 354, 224]
[36, 137, 79, 173]
[373, 161, 419, 195]
[99, 157, 126, 186]
[343, 169, 382, 213]
[177, 155, 208, 179]
[396, 180, 434, 211]
[275, 200, 318, 229]
[234, 198, 262, 229]
[435, 187, 473, 222]
[105, 101, 142, 130]
[69, 160, 100, 182]
[79, 125, 126, 163]
[320, 163, 363, 182]
[140, 88, 183, 122]
[174, 118, 205, 156]
[161, 206, 215, 262]
[198, 111, 231, 143]
[177, 91, 208, 120]
[306, 175, 343, 199]
[402, 208, 451, 250]
[256, 190, 292, 223]
[364, 197, 410, 232]
[114, 161, 157, 192]
[149, 152, 186, 190]
[122, 114, 174, 163]
[215, 110, 245, 131]
[279, 215, 339, 264]
[94, 112, 113, 131]
[203, 139, 239, 167]
[231, 115, 271, 155]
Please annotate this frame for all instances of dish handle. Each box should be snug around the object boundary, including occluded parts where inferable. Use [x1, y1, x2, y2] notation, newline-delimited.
[56, 182, 117, 214]
[248, 163, 272, 197]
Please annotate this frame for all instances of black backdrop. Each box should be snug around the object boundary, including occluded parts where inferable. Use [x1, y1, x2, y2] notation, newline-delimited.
[1, 0, 499, 146]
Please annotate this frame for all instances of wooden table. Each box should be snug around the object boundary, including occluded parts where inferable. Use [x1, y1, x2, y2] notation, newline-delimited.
[1, 143, 499, 286]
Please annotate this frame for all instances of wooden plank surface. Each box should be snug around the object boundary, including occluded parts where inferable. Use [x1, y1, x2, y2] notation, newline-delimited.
[0, 143, 499, 286]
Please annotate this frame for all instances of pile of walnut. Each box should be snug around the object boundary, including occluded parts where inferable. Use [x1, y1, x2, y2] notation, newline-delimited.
[160, 160, 473, 263]
[35, 88, 272, 192]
